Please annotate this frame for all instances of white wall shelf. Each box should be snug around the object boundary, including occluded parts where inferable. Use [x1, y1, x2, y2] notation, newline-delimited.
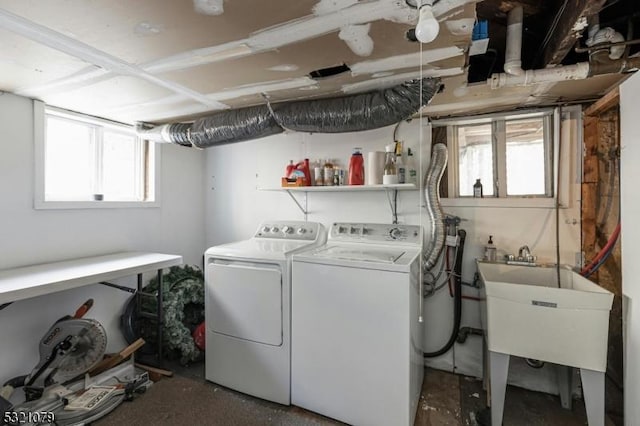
[258, 184, 418, 220]
[259, 183, 417, 193]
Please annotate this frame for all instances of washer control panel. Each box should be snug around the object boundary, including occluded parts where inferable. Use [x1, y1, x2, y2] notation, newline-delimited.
[255, 221, 321, 241]
[330, 223, 422, 244]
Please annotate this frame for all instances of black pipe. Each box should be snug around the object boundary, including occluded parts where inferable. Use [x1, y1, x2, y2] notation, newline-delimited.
[424, 229, 466, 358]
[456, 327, 483, 344]
[2, 375, 27, 389]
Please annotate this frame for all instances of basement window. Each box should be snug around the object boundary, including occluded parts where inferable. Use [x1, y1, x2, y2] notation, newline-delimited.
[35, 104, 158, 209]
[436, 110, 554, 202]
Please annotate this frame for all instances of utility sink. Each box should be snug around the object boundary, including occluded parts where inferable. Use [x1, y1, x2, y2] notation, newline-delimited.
[477, 261, 614, 426]
[477, 261, 613, 370]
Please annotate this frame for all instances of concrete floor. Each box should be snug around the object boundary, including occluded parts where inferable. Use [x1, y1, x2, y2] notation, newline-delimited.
[94, 362, 612, 426]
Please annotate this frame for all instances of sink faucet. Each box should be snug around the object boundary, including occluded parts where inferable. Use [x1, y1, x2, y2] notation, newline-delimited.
[505, 245, 536, 266]
[518, 245, 531, 259]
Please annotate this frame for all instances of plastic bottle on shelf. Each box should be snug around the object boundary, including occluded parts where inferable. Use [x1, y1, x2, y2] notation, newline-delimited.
[313, 159, 324, 186]
[383, 144, 398, 185]
[406, 148, 417, 185]
[324, 159, 334, 186]
[395, 143, 406, 184]
[286, 160, 295, 179]
[348, 148, 364, 185]
[295, 159, 311, 186]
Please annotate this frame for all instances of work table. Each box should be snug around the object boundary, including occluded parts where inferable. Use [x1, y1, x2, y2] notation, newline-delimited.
[0, 252, 183, 305]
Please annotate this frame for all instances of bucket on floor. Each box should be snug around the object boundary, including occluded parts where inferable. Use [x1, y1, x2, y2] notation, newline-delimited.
[193, 321, 206, 351]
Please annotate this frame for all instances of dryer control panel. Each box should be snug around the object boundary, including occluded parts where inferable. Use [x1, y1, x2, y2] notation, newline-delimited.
[255, 221, 322, 241]
[329, 223, 422, 244]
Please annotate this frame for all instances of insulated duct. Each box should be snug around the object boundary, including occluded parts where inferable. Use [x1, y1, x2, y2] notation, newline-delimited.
[423, 143, 448, 270]
[136, 78, 441, 147]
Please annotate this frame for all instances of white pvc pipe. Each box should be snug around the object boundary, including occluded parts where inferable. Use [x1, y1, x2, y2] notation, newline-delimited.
[504, 5, 524, 76]
[135, 123, 175, 143]
[491, 5, 593, 89]
[490, 62, 590, 88]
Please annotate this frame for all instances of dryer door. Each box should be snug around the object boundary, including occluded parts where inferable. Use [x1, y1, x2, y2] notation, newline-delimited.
[207, 260, 282, 346]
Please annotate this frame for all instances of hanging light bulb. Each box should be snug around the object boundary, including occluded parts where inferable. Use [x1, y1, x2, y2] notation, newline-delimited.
[415, 1, 440, 44]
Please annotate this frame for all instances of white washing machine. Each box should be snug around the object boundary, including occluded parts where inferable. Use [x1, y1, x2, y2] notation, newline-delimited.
[204, 220, 325, 405]
[291, 222, 424, 426]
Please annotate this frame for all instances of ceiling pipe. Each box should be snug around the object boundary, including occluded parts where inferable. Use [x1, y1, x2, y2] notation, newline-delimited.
[491, 63, 590, 88]
[504, 5, 524, 76]
[490, 5, 639, 89]
[586, 11, 626, 61]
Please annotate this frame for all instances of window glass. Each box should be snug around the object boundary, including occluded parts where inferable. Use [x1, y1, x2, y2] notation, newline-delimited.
[42, 108, 151, 204]
[45, 116, 95, 200]
[506, 118, 546, 195]
[457, 124, 494, 196]
[102, 130, 140, 201]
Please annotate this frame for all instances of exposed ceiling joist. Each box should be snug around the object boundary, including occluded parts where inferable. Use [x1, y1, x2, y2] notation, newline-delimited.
[539, 0, 607, 67]
[476, 0, 546, 21]
[584, 86, 619, 116]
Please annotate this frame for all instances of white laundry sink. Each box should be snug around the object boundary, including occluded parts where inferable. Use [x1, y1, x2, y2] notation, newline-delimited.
[477, 261, 613, 372]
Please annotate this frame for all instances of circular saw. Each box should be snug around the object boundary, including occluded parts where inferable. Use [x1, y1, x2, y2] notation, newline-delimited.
[20, 301, 107, 401]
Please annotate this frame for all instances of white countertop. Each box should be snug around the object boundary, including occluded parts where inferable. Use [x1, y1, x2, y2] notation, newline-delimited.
[0, 252, 183, 304]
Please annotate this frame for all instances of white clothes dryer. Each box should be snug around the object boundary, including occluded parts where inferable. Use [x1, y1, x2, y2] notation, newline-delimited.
[291, 222, 424, 426]
[204, 221, 325, 405]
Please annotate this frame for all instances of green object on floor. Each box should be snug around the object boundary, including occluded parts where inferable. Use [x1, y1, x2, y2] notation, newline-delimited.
[139, 265, 205, 365]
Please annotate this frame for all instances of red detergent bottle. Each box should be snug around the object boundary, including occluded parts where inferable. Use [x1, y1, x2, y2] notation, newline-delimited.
[294, 158, 312, 185]
[285, 160, 295, 178]
[348, 148, 364, 185]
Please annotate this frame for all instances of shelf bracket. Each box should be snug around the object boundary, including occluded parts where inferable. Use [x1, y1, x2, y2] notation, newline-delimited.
[385, 189, 399, 224]
[285, 190, 308, 220]
[99, 281, 136, 294]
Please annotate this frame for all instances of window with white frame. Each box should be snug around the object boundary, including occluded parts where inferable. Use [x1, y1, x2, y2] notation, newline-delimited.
[37, 106, 156, 207]
[440, 111, 554, 198]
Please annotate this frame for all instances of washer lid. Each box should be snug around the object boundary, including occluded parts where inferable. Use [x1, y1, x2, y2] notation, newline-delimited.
[293, 243, 421, 272]
[205, 239, 315, 261]
[312, 246, 406, 264]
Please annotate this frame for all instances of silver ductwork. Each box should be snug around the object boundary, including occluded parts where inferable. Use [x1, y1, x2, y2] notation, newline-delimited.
[423, 143, 448, 270]
[136, 78, 441, 147]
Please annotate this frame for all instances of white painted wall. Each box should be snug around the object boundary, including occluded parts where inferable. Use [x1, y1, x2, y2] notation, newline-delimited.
[0, 93, 206, 388]
[205, 113, 582, 394]
[620, 71, 640, 425]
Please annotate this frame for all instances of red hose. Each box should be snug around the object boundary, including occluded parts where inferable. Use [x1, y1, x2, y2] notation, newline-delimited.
[462, 295, 483, 301]
[447, 246, 453, 297]
[580, 223, 621, 275]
